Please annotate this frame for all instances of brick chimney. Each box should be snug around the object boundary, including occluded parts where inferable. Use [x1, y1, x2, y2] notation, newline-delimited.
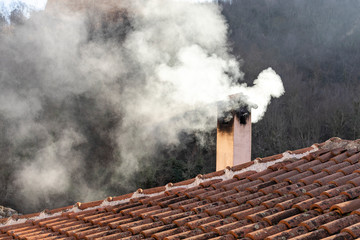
[216, 104, 251, 171]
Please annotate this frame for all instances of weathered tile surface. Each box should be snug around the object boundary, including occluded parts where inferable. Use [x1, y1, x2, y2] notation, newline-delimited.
[1, 138, 360, 239]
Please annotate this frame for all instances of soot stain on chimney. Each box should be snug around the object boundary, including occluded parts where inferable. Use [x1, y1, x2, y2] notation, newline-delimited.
[236, 106, 250, 125]
[217, 106, 250, 133]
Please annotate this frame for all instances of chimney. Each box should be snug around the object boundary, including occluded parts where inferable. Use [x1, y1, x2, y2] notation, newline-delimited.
[216, 100, 251, 171]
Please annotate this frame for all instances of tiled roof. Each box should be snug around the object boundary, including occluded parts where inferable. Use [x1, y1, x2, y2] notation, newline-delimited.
[2, 137, 360, 240]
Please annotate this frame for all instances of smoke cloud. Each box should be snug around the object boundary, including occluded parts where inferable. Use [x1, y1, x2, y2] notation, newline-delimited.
[0, 0, 283, 212]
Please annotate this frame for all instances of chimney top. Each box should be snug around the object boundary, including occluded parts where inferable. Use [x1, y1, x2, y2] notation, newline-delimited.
[216, 95, 252, 171]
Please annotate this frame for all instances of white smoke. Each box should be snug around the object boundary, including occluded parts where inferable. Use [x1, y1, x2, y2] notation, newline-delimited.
[0, 0, 284, 212]
[231, 67, 284, 122]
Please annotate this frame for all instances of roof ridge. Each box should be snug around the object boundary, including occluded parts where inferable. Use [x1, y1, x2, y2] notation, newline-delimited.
[320, 137, 360, 151]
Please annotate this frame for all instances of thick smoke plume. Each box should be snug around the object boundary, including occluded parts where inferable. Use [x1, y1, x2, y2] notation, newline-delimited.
[0, 0, 283, 212]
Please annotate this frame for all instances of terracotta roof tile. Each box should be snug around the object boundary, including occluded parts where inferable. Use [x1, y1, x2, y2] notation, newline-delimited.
[229, 221, 269, 238]
[164, 228, 203, 240]
[128, 221, 163, 234]
[231, 206, 266, 221]
[262, 208, 300, 225]
[290, 183, 321, 197]
[299, 171, 329, 185]
[341, 186, 360, 199]
[305, 184, 336, 197]
[208, 234, 235, 240]
[321, 184, 353, 198]
[310, 195, 349, 212]
[247, 193, 279, 207]
[211, 179, 237, 189]
[291, 228, 329, 239]
[173, 213, 208, 227]
[285, 171, 314, 184]
[275, 195, 310, 210]
[320, 214, 360, 235]
[206, 190, 237, 202]
[322, 232, 354, 240]
[258, 182, 289, 195]
[271, 170, 299, 183]
[234, 180, 263, 192]
[330, 173, 360, 187]
[245, 180, 277, 193]
[217, 204, 251, 218]
[150, 209, 183, 221]
[257, 153, 284, 163]
[234, 193, 265, 205]
[341, 222, 360, 238]
[300, 211, 341, 231]
[205, 202, 237, 216]
[213, 219, 252, 235]
[337, 162, 360, 175]
[331, 199, 360, 215]
[317, 152, 335, 162]
[265, 225, 308, 240]
[165, 187, 187, 196]
[230, 161, 255, 171]
[246, 207, 282, 223]
[200, 179, 222, 188]
[183, 231, 218, 239]
[348, 176, 360, 187]
[258, 169, 287, 182]
[267, 161, 291, 171]
[261, 194, 293, 209]
[141, 223, 177, 237]
[219, 191, 249, 203]
[289, 147, 315, 155]
[274, 182, 305, 195]
[293, 195, 328, 211]
[315, 172, 345, 186]
[246, 223, 287, 240]
[295, 159, 322, 172]
[234, 170, 257, 180]
[192, 202, 224, 214]
[323, 162, 352, 174]
[308, 149, 330, 159]
[282, 159, 308, 171]
[346, 152, 360, 164]
[3, 138, 360, 240]
[151, 225, 188, 239]
[330, 151, 350, 163]
[308, 160, 336, 173]
[199, 217, 236, 233]
[160, 211, 194, 225]
[186, 215, 221, 229]
[221, 179, 250, 191]
[196, 189, 224, 201]
[279, 210, 319, 228]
